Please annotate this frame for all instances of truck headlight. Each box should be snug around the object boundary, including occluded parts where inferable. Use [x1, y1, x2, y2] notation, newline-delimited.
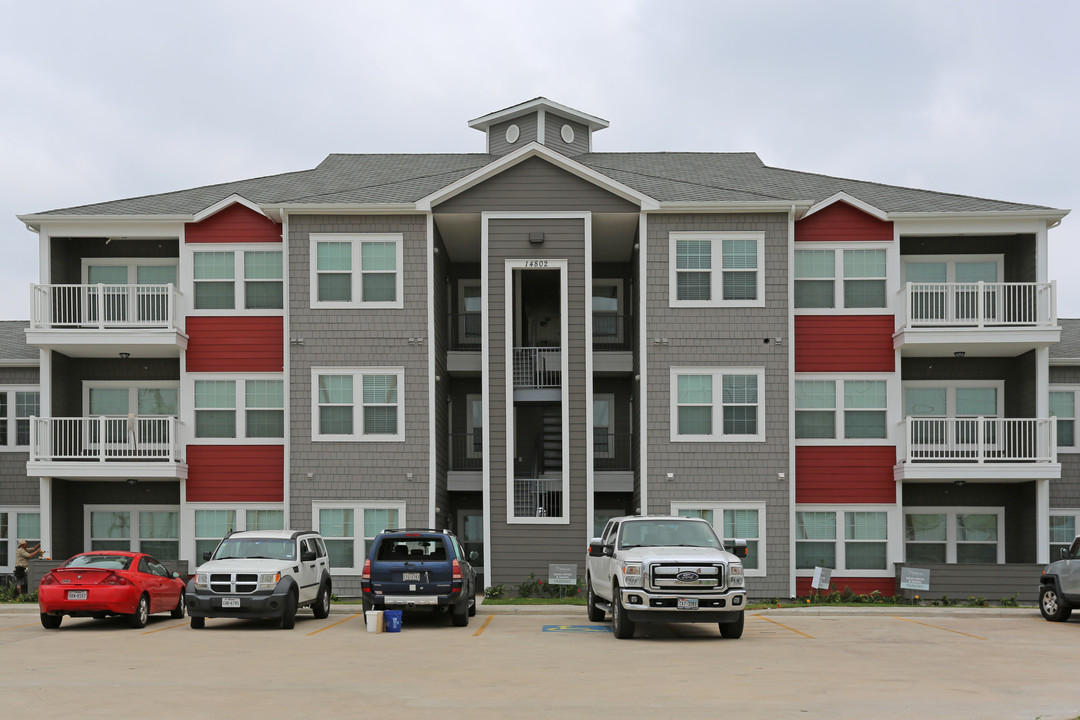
[728, 563, 744, 588]
[195, 573, 209, 590]
[258, 572, 281, 591]
[622, 563, 644, 588]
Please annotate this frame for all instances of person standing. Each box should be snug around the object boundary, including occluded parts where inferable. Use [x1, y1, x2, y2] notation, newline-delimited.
[15, 539, 43, 596]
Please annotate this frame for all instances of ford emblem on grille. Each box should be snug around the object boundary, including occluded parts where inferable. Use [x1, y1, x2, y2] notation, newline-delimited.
[676, 571, 700, 582]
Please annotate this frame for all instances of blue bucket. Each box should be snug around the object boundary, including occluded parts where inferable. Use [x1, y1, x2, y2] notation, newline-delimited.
[384, 610, 402, 633]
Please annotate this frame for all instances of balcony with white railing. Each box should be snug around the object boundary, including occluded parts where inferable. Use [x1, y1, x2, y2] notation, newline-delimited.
[27, 284, 188, 357]
[27, 416, 187, 480]
[895, 416, 1060, 481]
[512, 347, 562, 389]
[894, 282, 1059, 355]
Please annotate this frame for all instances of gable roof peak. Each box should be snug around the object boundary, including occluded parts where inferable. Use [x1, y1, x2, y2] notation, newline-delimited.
[468, 97, 609, 133]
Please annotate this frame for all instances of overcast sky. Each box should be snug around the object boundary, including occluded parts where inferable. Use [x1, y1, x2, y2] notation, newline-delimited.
[2, 0, 1077, 319]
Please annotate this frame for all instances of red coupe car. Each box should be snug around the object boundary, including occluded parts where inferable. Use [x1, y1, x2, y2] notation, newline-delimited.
[38, 551, 186, 629]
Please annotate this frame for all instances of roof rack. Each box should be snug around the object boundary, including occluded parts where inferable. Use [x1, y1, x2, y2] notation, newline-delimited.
[382, 528, 455, 536]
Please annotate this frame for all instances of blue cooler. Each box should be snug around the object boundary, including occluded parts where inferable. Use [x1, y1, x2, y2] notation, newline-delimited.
[384, 610, 402, 633]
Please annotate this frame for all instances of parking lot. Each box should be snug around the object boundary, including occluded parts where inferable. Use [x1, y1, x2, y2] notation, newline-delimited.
[2, 605, 1078, 719]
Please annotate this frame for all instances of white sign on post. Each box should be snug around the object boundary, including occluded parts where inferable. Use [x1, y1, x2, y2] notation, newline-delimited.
[900, 567, 931, 592]
[811, 566, 832, 590]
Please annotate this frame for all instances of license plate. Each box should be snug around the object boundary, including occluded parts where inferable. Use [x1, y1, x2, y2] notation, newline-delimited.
[402, 572, 421, 581]
[67, 590, 87, 600]
[677, 597, 698, 610]
[221, 597, 241, 608]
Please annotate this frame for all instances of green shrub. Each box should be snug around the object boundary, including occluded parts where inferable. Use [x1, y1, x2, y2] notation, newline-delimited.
[484, 584, 505, 599]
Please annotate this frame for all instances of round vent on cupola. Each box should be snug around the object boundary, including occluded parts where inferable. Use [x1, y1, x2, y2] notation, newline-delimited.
[560, 124, 575, 143]
[505, 124, 520, 143]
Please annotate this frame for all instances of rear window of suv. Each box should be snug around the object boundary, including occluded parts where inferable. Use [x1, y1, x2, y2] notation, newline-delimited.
[376, 539, 448, 561]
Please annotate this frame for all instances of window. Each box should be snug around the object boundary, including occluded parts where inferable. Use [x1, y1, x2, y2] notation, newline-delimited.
[904, 508, 1004, 564]
[314, 503, 404, 573]
[1050, 512, 1080, 559]
[594, 394, 614, 458]
[194, 509, 235, 561]
[671, 368, 765, 442]
[796, 508, 891, 573]
[195, 380, 236, 438]
[311, 234, 403, 309]
[794, 248, 888, 310]
[192, 249, 283, 311]
[312, 368, 404, 441]
[1050, 388, 1077, 450]
[0, 510, 41, 570]
[593, 279, 624, 344]
[903, 256, 1003, 323]
[190, 505, 284, 561]
[82, 260, 179, 323]
[673, 502, 766, 575]
[0, 388, 40, 449]
[904, 382, 1001, 450]
[191, 377, 284, 440]
[669, 232, 764, 307]
[85, 506, 179, 558]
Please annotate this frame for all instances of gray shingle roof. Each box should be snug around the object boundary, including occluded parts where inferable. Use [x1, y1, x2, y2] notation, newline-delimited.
[24, 150, 1061, 218]
[1052, 319, 1080, 360]
[0, 321, 35, 362]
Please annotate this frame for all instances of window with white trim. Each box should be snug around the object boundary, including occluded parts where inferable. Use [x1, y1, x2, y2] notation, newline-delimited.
[669, 232, 764, 307]
[312, 368, 404, 441]
[311, 234, 404, 309]
[670, 368, 765, 442]
[0, 387, 39, 450]
[191, 506, 285, 561]
[313, 502, 404, 573]
[0, 509, 40, 570]
[672, 502, 766, 575]
[795, 379, 888, 440]
[1050, 511, 1080, 559]
[192, 249, 283, 311]
[795, 508, 891, 573]
[192, 376, 284, 440]
[85, 506, 180, 560]
[1050, 388, 1077, 451]
[794, 247, 888, 310]
[904, 508, 1005, 564]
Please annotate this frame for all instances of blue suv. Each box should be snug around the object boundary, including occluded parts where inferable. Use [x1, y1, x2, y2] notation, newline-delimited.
[361, 528, 477, 627]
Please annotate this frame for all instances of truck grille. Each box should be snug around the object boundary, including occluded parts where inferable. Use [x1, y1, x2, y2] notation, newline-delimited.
[649, 564, 725, 592]
[208, 573, 259, 594]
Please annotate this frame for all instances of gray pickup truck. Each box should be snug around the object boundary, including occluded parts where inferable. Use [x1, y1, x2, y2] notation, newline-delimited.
[586, 515, 748, 639]
[1039, 535, 1080, 622]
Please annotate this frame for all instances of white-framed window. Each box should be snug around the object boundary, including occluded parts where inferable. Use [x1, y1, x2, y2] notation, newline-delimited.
[310, 233, 404, 309]
[82, 258, 180, 324]
[187, 504, 286, 561]
[313, 502, 405, 573]
[0, 387, 40, 450]
[0, 509, 41, 571]
[84, 505, 180, 561]
[794, 246, 889, 311]
[311, 368, 404, 442]
[187, 375, 285, 442]
[592, 278, 624, 343]
[1050, 387, 1077, 451]
[670, 367, 765, 442]
[1050, 510, 1080, 559]
[669, 232, 765, 308]
[903, 507, 1005, 564]
[795, 506, 895, 576]
[795, 377, 890, 442]
[456, 279, 482, 346]
[191, 247, 283, 312]
[902, 255, 1004, 323]
[594, 393, 615, 459]
[671, 501, 767, 576]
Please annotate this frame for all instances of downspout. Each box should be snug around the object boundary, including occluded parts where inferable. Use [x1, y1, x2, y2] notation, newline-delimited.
[787, 204, 797, 600]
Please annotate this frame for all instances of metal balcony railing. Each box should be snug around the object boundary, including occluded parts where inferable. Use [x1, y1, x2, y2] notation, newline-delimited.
[30, 417, 184, 463]
[512, 347, 561, 388]
[30, 284, 184, 331]
[448, 312, 481, 350]
[593, 313, 632, 350]
[901, 417, 1056, 464]
[512, 478, 563, 518]
[594, 432, 633, 470]
[897, 282, 1055, 329]
[449, 432, 483, 471]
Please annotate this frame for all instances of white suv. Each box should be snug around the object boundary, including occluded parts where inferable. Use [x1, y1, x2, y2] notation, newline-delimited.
[187, 530, 332, 629]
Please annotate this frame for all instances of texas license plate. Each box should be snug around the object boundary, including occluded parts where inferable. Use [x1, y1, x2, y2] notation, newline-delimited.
[221, 597, 241, 608]
[402, 572, 421, 581]
[67, 590, 87, 600]
[677, 597, 698, 610]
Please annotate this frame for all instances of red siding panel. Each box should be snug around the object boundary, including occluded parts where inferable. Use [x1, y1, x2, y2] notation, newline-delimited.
[795, 577, 896, 597]
[796, 446, 897, 503]
[795, 201, 893, 243]
[186, 203, 281, 244]
[795, 316, 894, 372]
[186, 445, 284, 502]
[186, 316, 283, 372]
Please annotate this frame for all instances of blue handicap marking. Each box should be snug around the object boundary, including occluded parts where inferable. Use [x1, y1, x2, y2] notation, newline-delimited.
[541, 625, 613, 633]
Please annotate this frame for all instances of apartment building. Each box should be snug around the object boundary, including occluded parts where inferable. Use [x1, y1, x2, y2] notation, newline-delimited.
[9, 97, 1070, 598]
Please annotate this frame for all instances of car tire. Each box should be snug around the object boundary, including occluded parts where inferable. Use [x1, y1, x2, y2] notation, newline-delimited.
[40, 613, 62, 629]
[1040, 585, 1073, 622]
[451, 600, 469, 627]
[171, 594, 186, 619]
[312, 584, 332, 619]
[586, 577, 605, 622]
[468, 596, 477, 617]
[279, 591, 298, 629]
[128, 594, 150, 629]
[719, 611, 745, 639]
[611, 585, 634, 639]
[190, 616, 205, 629]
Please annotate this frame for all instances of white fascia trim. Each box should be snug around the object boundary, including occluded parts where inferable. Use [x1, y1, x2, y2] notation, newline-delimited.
[468, 98, 610, 132]
[802, 192, 889, 222]
[192, 194, 274, 224]
[416, 142, 659, 211]
[653, 202, 811, 214]
[0, 359, 39, 367]
[24, 220, 186, 239]
[1049, 358, 1080, 366]
[267, 204, 422, 215]
[889, 210, 1069, 222]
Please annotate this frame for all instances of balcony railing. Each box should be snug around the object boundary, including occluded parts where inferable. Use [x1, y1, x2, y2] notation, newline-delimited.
[513, 347, 561, 388]
[897, 282, 1055, 329]
[30, 284, 184, 331]
[512, 478, 563, 518]
[901, 417, 1056, 464]
[30, 417, 183, 463]
[448, 312, 482, 350]
[449, 432, 483, 471]
[594, 433, 633, 470]
[593, 313, 632, 350]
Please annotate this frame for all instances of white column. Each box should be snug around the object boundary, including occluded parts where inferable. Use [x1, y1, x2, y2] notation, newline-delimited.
[38, 477, 52, 558]
[1037, 478, 1050, 564]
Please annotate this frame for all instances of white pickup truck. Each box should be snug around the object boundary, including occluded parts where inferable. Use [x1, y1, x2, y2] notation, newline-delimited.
[586, 515, 748, 639]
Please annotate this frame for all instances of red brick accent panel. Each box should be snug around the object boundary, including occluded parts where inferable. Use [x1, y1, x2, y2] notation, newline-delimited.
[795, 201, 893, 243]
[186, 445, 284, 502]
[795, 576, 896, 598]
[186, 316, 283, 372]
[796, 446, 897, 504]
[186, 203, 281, 243]
[795, 316, 895, 372]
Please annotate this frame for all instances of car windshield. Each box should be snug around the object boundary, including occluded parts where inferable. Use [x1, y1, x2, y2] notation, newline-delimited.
[212, 538, 296, 561]
[618, 520, 721, 550]
[63, 554, 133, 571]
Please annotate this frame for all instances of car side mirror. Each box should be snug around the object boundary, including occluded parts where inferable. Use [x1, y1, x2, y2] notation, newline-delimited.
[1063, 547, 1070, 560]
[588, 540, 606, 558]
[728, 539, 749, 559]
[302, 550, 317, 562]
[172, 571, 181, 579]
[469, 550, 479, 562]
